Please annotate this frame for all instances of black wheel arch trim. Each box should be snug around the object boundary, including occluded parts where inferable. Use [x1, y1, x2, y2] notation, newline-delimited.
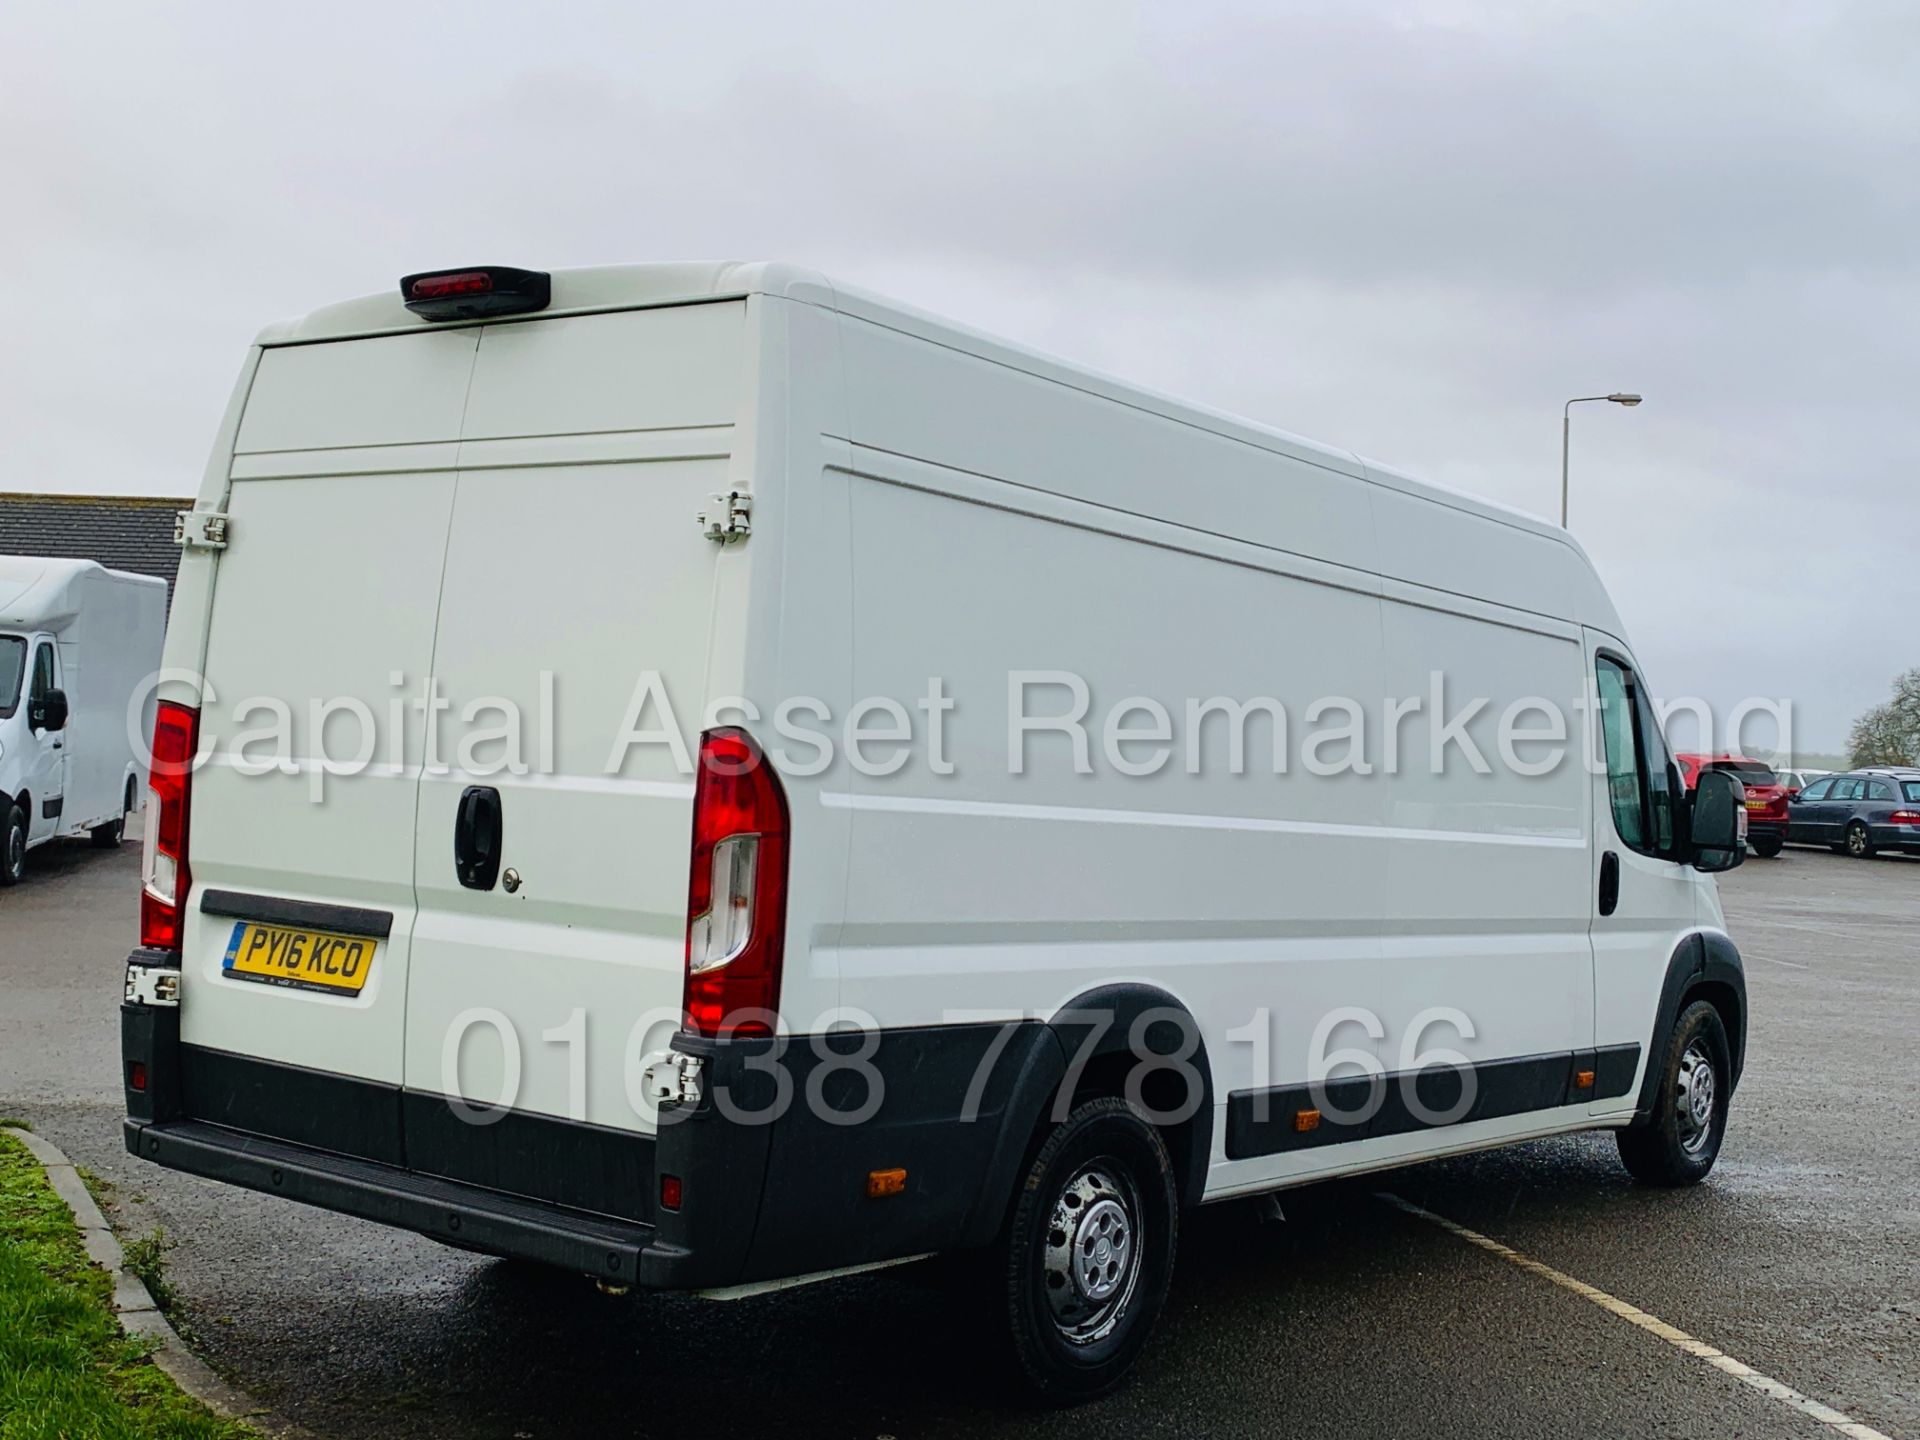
[957, 1024, 1068, 1246]
[1633, 929, 1747, 1123]
[1042, 983, 1215, 1209]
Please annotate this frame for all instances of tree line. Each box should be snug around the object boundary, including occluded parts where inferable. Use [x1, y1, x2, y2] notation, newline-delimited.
[1849, 669, 1920, 767]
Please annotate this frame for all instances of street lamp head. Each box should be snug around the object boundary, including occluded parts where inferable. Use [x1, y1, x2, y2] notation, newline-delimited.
[1608, 393, 1643, 407]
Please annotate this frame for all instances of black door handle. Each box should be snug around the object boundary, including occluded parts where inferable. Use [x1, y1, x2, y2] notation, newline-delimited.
[1598, 849, 1620, 917]
[454, 786, 503, 891]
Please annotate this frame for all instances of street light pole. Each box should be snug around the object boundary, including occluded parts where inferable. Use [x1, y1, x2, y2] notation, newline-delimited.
[1561, 392, 1643, 528]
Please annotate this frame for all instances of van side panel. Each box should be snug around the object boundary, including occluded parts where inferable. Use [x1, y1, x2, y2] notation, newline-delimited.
[836, 467, 1391, 1051]
[1365, 458, 1622, 634]
[828, 311, 1399, 1175]
[59, 569, 165, 833]
[826, 307, 1618, 1203]
[1373, 589, 1595, 1088]
[836, 307, 1377, 576]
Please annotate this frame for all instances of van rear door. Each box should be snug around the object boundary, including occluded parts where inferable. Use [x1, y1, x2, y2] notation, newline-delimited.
[400, 304, 746, 1215]
[178, 328, 479, 1163]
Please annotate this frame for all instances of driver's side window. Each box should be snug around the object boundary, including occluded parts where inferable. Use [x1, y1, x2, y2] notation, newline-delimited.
[29, 643, 55, 704]
[1595, 655, 1676, 858]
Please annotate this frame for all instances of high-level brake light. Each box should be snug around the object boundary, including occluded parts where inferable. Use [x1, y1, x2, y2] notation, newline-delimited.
[399, 266, 551, 321]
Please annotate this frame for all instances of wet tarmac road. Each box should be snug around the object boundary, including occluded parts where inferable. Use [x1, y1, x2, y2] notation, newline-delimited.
[4, 833, 1915, 1438]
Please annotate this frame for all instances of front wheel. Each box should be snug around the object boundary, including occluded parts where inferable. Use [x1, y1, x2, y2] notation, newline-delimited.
[1750, 833, 1783, 858]
[1617, 999, 1731, 1186]
[1845, 821, 1875, 859]
[1000, 1098, 1178, 1403]
[0, 804, 25, 887]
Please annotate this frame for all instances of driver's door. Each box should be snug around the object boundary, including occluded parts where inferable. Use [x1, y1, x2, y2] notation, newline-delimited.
[22, 639, 66, 843]
[1586, 633, 1698, 1115]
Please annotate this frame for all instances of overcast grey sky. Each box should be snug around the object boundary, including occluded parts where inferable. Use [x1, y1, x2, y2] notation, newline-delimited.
[3, 1, 1914, 751]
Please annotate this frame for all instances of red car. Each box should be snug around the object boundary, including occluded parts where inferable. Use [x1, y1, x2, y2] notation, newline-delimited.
[1676, 753, 1788, 857]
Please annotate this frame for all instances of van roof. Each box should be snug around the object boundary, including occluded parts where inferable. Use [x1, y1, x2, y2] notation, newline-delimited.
[0, 554, 164, 631]
[261, 261, 1604, 593]
[258, 261, 828, 346]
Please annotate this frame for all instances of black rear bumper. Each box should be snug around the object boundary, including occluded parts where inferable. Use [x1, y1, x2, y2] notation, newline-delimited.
[124, 1116, 679, 1285]
[122, 960, 1064, 1291]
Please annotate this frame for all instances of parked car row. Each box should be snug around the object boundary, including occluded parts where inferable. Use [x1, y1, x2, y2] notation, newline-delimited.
[1674, 752, 1920, 860]
[1788, 768, 1920, 858]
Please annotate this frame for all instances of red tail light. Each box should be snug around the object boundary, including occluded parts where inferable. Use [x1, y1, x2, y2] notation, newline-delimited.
[140, 702, 200, 952]
[683, 728, 790, 1038]
[1888, 811, 1920, 826]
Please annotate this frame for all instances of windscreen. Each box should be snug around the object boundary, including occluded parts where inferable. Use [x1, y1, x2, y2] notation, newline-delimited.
[1709, 759, 1777, 784]
[0, 635, 25, 715]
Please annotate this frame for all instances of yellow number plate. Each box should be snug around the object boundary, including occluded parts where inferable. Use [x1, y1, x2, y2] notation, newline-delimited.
[1744, 799, 1768, 811]
[222, 922, 376, 996]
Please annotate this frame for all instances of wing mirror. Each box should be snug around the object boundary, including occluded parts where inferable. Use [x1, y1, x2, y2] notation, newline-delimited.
[30, 687, 69, 734]
[1688, 770, 1746, 872]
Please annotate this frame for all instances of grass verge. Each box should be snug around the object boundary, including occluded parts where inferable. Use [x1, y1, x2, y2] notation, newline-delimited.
[0, 1130, 251, 1438]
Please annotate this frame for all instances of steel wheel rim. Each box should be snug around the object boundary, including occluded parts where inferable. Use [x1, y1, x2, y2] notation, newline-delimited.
[1675, 1040, 1717, 1157]
[1041, 1161, 1143, 1346]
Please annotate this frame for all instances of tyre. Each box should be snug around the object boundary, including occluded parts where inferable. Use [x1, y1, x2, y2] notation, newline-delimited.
[999, 1097, 1178, 1403]
[1750, 833, 1783, 858]
[1845, 821, 1875, 859]
[90, 780, 133, 849]
[1616, 999, 1731, 1186]
[0, 804, 25, 887]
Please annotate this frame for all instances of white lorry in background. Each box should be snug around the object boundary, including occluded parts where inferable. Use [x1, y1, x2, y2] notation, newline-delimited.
[0, 556, 168, 885]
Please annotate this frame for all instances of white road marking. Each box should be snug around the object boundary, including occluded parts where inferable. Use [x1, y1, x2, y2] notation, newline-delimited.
[1377, 1192, 1892, 1440]
[1737, 914, 1894, 944]
[1743, 950, 1813, 971]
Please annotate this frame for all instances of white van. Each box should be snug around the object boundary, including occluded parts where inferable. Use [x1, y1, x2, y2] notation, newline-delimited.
[122, 263, 1750, 1399]
[1, 556, 166, 884]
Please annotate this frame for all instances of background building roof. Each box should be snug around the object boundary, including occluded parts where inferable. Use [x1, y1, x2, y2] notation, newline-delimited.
[0, 492, 186, 600]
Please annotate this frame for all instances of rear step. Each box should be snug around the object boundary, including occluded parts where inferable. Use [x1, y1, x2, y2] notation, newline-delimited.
[125, 1119, 668, 1285]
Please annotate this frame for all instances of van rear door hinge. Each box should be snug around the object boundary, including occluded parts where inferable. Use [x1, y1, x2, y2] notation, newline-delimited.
[175, 510, 230, 551]
[640, 1051, 705, 1107]
[125, 962, 181, 1008]
[697, 490, 752, 545]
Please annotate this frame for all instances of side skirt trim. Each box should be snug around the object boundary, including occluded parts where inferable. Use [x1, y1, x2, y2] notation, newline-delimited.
[1224, 1045, 1641, 1161]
